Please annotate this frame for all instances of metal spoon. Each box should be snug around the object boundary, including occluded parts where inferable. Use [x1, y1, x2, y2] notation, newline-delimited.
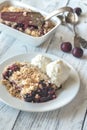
[46, 7, 87, 49]
[45, 7, 73, 21]
[65, 12, 79, 24]
[63, 11, 87, 49]
[73, 13, 87, 49]
[56, 11, 80, 48]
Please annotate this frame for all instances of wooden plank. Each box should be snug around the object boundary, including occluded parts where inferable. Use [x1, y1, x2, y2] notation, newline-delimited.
[0, 102, 19, 130]
[81, 109, 87, 130]
[0, 31, 20, 130]
[21, 0, 68, 12]
[83, 110, 87, 130]
[12, 107, 82, 130]
[53, 81, 87, 130]
[0, 101, 5, 109]
[0, 36, 52, 63]
[12, 110, 61, 130]
[0, 32, 15, 58]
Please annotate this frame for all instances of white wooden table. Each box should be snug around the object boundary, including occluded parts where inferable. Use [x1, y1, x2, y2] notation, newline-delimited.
[0, 0, 87, 130]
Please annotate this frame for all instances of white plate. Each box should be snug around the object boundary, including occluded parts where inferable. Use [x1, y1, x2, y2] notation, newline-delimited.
[0, 53, 80, 112]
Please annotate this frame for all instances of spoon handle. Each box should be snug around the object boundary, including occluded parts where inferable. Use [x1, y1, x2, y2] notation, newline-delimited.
[45, 7, 73, 21]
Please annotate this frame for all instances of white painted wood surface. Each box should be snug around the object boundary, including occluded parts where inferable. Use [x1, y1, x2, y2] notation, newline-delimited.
[0, 0, 87, 130]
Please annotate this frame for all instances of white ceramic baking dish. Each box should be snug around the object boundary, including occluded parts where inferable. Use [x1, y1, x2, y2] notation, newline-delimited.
[0, 0, 61, 47]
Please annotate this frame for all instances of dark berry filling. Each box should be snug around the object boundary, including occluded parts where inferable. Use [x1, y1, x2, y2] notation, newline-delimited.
[3, 64, 20, 80]
[29, 25, 38, 30]
[3, 70, 13, 80]
[15, 23, 25, 30]
[23, 80, 57, 103]
[23, 93, 33, 102]
[8, 64, 20, 71]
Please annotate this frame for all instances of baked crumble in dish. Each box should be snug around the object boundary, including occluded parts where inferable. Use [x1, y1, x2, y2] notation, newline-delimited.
[0, 6, 55, 37]
[1, 62, 58, 103]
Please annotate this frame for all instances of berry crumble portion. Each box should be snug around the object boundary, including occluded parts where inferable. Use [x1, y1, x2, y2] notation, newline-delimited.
[0, 6, 55, 37]
[1, 62, 57, 103]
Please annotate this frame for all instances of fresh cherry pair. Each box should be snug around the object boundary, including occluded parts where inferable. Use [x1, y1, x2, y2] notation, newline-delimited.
[61, 42, 83, 58]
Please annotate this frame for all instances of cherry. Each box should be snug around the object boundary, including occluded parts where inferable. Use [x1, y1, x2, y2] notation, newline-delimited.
[17, 23, 24, 28]
[3, 70, 13, 80]
[8, 64, 20, 71]
[61, 42, 72, 52]
[72, 47, 83, 58]
[74, 7, 82, 16]
[24, 93, 33, 102]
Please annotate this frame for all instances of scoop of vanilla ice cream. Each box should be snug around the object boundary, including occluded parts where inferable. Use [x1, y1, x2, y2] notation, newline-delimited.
[31, 54, 52, 73]
[46, 59, 71, 87]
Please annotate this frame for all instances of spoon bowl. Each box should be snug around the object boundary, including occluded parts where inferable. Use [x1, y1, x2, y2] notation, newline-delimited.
[66, 12, 79, 24]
